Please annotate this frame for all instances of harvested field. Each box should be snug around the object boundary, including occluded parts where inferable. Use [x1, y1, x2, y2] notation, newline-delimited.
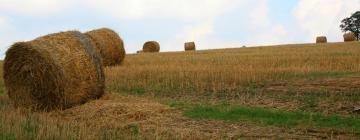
[1, 42, 360, 139]
[1, 94, 359, 139]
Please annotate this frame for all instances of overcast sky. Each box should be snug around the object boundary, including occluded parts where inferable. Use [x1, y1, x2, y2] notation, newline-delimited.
[0, 0, 359, 57]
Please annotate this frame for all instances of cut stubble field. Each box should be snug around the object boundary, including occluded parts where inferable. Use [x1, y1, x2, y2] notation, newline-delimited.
[1, 42, 360, 139]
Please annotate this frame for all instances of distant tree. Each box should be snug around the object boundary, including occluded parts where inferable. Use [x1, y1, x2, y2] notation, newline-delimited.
[340, 11, 360, 40]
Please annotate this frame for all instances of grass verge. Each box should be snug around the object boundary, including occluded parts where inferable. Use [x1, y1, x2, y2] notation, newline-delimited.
[182, 104, 360, 132]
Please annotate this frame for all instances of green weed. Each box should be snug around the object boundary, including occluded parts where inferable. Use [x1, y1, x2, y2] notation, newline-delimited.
[184, 104, 360, 131]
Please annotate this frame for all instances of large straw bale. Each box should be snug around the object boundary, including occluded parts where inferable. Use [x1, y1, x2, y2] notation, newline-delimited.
[85, 28, 125, 66]
[3, 31, 105, 111]
[143, 41, 160, 53]
[343, 32, 356, 42]
[184, 42, 196, 51]
[316, 36, 327, 43]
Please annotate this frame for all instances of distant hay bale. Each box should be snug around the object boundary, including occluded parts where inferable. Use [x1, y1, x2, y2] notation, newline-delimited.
[184, 42, 196, 51]
[316, 36, 327, 43]
[143, 41, 160, 52]
[343, 32, 356, 42]
[136, 50, 143, 54]
[85, 28, 125, 66]
[3, 31, 105, 111]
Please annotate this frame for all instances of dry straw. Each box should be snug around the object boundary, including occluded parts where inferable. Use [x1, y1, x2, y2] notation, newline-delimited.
[143, 41, 160, 52]
[316, 36, 327, 43]
[3, 31, 105, 111]
[343, 32, 356, 42]
[85, 28, 125, 66]
[184, 42, 196, 51]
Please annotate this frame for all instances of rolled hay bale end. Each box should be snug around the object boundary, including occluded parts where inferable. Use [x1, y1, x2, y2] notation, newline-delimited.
[84, 28, 125, 66]
[184, 42, 196, 51]
[143, 41, 160, 53]
[343, 32, 356, 42]
[3, 31, 105, 111]
[316, 36, 327, 43]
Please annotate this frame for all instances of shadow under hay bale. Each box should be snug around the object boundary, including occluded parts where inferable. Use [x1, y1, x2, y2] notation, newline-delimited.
[85, 28, 125, 66]
[3, 31, 105, 111]
[184, 42, 196, 51]
[143, 41, 160, 53]
[316, 36, 327, 43]
[343, 32, 356, 42]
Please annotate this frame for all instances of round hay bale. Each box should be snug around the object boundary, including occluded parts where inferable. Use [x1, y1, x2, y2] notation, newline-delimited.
[343, 32, 356, 42]
[143, 41, 160, 53]
[84, 28, 125, 66]
[184, 42, 196, 51]
[136, 50, 143, 54]
[316, 36, 327, 43]
[3, 31, 105, 111]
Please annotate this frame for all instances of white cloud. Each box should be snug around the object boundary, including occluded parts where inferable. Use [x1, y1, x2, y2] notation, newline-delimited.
[0, 0, 246, 54]
[250, 0, 271, 27]
[87, 0, 245, 51]
[252, 25, 288, 46]
[100, 0, 244, 51]
[184, 21, 214, 41]
[0, 0, 242, 20]
[1, 0, 359, 54]
[85, 0, 241, 21]
[85, 0, 146, 20]
[294, 0, 360, 42]
[243, 0, 290, 46]
[0, 0, 72, 16]
[164, 0, 289, 50]
[0, 17, 6, 25]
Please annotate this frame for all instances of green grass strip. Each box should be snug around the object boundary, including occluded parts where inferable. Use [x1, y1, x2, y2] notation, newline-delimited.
[184, 104, 360, 132]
